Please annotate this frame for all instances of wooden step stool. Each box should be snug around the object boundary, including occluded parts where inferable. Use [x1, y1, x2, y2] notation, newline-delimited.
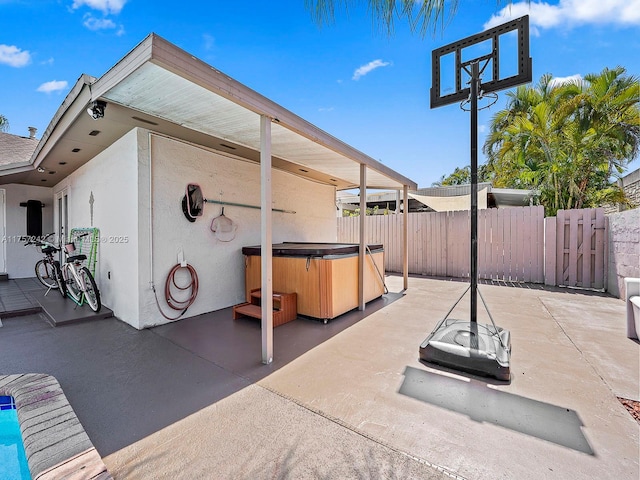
[232, 289, 297, 327]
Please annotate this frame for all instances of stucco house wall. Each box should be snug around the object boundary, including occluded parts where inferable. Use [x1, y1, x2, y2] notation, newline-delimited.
[607, 208, 640, 299]
[604, 167, 640, 214]
[1, 183, 53, 278]
[54, 129, 140, 325]
[621, 168, 640, 208]
[50, 128, 337, 329]
[136, 132, 337, 328]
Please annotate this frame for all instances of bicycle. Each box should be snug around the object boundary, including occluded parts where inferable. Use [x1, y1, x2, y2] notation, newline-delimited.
[24, 233, 67, 298]
[60, 233, 101, 312]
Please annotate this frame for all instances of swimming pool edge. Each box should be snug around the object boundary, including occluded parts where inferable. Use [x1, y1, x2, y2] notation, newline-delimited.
[0, 374, 112, 480]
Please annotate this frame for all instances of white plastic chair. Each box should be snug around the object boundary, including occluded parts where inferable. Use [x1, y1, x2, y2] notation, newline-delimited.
[624, 277, 640, 340]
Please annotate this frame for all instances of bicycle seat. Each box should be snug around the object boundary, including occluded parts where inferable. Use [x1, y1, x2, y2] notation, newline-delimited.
[68, 254, 87, 262]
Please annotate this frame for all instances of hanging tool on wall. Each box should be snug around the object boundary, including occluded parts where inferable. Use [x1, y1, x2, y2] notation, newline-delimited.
[181, 183, 295, 223]
[210, 206, 237, 242]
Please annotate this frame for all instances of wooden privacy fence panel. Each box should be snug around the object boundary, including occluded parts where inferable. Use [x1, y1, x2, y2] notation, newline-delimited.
[479, 206, 545, 283]
[550, 208, 606, 290]
[337, 206, 545, 283]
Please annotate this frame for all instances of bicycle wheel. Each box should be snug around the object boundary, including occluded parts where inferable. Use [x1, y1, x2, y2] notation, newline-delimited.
[35, 259, 58, 289]
[64, 264, 82, 302]
[53, 261, 67, 299]
[80, 267, 101, 312]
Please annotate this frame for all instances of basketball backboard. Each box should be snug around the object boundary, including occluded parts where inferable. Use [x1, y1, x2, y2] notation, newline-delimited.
[430, 15, 532, 108]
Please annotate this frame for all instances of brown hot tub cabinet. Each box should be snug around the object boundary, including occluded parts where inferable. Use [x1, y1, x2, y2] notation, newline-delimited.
[242, 243, 385, 322]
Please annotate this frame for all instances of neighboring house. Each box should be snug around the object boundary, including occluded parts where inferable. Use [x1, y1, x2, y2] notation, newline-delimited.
[619, 167, 640, 209]
[0, 33, 416, 352]
[337, 183, 535, 215]
[0, 128, 55, 278]
[594, 166, 639, 214]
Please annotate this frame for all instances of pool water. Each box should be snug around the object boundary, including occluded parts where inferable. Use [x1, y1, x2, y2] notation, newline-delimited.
[0, 396, 31, 480]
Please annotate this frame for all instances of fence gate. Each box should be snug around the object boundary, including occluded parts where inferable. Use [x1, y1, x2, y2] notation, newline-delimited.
[546, 208, 606, 290]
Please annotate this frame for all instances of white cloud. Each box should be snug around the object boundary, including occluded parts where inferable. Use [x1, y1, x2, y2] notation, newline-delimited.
[484, 0, 640, 31]
[203, 34, 215, 51]
[36, 80, 69, 94]
[548, 74, 583, 87]
[83, 14, 116, 30]
[352, 59, 391, 80]
[0, 44, 31, 67]
[72, 0, 126, 15]
[318, 106, 335, 112]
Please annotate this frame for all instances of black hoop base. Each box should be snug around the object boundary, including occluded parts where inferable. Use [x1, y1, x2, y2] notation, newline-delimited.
[419, 319, 511, 381]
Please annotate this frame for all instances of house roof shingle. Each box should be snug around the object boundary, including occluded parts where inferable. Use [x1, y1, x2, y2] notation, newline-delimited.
[0, 131, 37, 167]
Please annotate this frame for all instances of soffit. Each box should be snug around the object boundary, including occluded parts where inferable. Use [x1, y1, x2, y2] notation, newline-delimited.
[102, 61, 405, 190]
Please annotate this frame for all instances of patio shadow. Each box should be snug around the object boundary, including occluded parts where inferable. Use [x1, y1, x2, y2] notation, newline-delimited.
[398, 366, 594, 455]
[0, 291, 404, 459]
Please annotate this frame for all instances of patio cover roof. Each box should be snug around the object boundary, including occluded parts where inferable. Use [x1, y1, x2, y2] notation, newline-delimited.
[0, 33, 417, 192]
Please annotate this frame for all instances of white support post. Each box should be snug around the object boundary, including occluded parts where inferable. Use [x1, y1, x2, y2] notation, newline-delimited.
[403, 185, 409, 291]
[359, 164, 366, 311]
[260, 115, 273, 364]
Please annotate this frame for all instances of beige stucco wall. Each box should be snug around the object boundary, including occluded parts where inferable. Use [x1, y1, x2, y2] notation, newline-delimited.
[136, 132, 337, 328]
[48, 128, 337, 328]
[1, 183, 53, 278]
[54, 129, 140, 325]
[607, 208, 640, 299]
[621, 168, 640, 208]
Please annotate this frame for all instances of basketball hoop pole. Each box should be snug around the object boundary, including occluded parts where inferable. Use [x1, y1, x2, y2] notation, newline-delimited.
[420, 16, 532, 381]
[470, 61, 479, 325]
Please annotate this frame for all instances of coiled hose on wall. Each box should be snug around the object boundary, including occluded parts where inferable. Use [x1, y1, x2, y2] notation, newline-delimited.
[153, 263, 199, 321]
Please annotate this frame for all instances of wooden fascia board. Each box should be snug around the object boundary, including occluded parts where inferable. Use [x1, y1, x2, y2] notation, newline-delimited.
[0, 162, 32, 174]
[29, 75, 95, 170]
[88, 34, 155, 101]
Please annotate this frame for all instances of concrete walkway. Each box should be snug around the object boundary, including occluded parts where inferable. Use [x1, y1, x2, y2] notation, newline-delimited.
[259, 277, 639, 479]
[102, 276, 639, 480]
[0, 278, 113, 325]
[1, 275, 638, 479]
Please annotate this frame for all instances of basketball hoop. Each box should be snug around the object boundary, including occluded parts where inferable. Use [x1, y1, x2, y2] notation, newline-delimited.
[460, 90, 498, 111]
[420, 16, 533, 381]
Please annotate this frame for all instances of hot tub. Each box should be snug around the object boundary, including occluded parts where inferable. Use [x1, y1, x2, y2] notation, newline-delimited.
[242, 243, 385, 321]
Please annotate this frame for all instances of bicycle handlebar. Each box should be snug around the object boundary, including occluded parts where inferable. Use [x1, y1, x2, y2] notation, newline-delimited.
[24, 233, 59, 251]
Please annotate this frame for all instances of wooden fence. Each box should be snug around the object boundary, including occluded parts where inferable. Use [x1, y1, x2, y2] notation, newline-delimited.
[337, 206, 606, 288]
[545, 208, 606, 289]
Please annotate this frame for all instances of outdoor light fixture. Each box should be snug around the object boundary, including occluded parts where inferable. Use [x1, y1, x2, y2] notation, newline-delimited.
[37, 167, 45, 173]
[87, 100, 107, 120]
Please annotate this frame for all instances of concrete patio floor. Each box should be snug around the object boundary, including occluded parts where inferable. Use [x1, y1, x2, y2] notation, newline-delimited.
[1, 275, 638, 479]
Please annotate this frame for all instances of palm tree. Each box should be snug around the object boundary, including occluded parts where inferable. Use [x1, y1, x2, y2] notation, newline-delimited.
[305, 1, 526, 35]
[0, 114, 8, 132]
[432, 165, 492, 186]
[483, 67, 640, 215]
[305, 0, 461, 36]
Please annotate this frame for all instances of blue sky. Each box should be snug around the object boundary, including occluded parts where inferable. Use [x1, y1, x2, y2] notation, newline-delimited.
[1, 0, 638, 188]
